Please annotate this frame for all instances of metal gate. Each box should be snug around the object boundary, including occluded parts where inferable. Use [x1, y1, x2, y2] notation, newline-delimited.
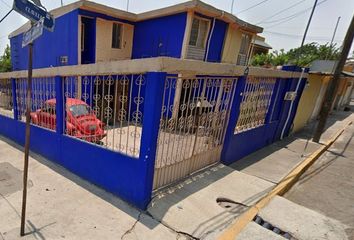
[153, 75, 237, 190]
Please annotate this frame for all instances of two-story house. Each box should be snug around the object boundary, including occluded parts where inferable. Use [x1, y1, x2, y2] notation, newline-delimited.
[9, 0, 263, 70]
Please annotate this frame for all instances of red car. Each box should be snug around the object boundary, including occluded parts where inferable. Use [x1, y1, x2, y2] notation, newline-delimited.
[31, 98, 106, 142]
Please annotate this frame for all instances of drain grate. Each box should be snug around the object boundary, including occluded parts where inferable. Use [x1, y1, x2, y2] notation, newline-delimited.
[253, 215, 294, 239]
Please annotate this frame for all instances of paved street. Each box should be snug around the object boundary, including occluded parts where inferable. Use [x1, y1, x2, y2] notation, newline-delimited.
[285, 118, 354, 239]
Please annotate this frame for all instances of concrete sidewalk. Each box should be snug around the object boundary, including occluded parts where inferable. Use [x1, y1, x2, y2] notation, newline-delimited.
[147, 110, 353, 239]
[0, 110, 352, 240]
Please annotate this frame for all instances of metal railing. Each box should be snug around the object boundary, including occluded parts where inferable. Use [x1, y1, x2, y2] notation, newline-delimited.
[235, 76, 276, 133]
[0, 79, 14, 118]
[0, 78, 13, 118]
[15, 77, 56, 130]
[62, 74, 146, 158]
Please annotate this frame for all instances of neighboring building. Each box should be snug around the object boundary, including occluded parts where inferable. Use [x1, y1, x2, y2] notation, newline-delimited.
[292, 60, 354, 133]
[250, 35, 272, 58]
[9, 0, 262, 70]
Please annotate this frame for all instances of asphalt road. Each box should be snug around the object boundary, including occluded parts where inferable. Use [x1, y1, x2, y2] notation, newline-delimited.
[285, 112, 354, 239]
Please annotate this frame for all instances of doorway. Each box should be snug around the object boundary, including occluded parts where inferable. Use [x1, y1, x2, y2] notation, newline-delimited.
[81, 17, 96, 64]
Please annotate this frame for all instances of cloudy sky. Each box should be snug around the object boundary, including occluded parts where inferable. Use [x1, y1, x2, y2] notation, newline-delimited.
[0, 0, 353, 55]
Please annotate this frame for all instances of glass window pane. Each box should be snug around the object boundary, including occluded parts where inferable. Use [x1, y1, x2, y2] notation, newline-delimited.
[189, 18, 199, 46]
[112, 23, 122, 49]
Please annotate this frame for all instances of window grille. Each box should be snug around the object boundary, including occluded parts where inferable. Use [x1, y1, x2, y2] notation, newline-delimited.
[237, 33, 251, 66]
[235, 76, 276, 133]
[189, 18, 209, 48]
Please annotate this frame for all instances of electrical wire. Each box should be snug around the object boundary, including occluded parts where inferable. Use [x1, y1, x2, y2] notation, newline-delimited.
[263, 30, 343, 42]
[236, 0, 272, 14]
[0, 0, 11, 8]
[256, 0, 308, 24]
[265, 0, 329, 28]
[262, 0, 329, 25]
[0, 9, 12, 24]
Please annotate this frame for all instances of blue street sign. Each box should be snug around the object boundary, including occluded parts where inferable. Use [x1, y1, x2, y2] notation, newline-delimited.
[22, 18, 44, 47]
[13, 0, 55, 31]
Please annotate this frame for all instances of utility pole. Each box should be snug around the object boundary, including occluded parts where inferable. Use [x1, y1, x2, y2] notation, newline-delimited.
[126, 0, 129, 11]
[313, 15, 354, 143]
[300, 0, 318, 49]
[330, 17, 341, 45]
[325, 16, 341, 59]
[231, 0, 235, 14]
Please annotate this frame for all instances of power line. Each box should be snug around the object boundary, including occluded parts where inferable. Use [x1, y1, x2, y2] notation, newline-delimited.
[265, 0, 329, 28]
[262, 0, 329, 25]
[263, 30, 343, 41]
[256, 0, 308, 24]
[0, 9, 12, 24]
[0, 0, 11, 8]
[236, 0, 272, 14]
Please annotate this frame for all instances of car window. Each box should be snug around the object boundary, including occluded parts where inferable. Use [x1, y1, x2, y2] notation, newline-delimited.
[42, 104, 56, 115]
[69, 104, 91, 117]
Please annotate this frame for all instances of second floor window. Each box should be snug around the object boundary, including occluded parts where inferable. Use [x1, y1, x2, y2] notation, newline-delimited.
[239, 33, 251, 55]
[189, 18, 209, 48]
[112, 23, 122, 49]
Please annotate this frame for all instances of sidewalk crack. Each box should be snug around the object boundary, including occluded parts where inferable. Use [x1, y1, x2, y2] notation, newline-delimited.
[121, 212, 142, 240]
[146, 211, 199, 240]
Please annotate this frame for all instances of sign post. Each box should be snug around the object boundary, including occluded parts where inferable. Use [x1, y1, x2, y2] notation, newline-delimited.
[20, 36, 33, 237]
[12, 0, 54, 236]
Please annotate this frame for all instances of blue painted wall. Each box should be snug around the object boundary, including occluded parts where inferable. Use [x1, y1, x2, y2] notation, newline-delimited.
[273, 66, 307, 141]
[221, 72, 307, 164]
[132, 13, 187, 59]
[10, 10, 79, 70]
[205, 19, 227, 62]
[0, 72, 166, 209]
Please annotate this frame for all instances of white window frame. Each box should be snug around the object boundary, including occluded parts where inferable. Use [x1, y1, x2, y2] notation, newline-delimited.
[188, 16, 210, 49]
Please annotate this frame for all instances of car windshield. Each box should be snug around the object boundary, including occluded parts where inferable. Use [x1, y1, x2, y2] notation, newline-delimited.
[69, 104, 91, 117]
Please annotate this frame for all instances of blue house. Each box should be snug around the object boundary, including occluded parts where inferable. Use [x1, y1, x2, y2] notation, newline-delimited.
[9, 0, 263, 70]
[2, 0, 307, 210]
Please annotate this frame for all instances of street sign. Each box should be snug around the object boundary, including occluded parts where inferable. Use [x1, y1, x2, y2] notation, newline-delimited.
[13, 0, 55, 31]
[22, 18, 44, 47]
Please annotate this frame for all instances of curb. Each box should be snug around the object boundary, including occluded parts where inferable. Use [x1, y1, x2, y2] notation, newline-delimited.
[219, 121, 353, 240]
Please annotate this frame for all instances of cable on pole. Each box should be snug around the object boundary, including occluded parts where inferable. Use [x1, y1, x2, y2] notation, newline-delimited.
[0, 9, 12, 24]
[236, 0, 271, 14]
[263, 0, 328, 26]
[256, 0, 308, 24]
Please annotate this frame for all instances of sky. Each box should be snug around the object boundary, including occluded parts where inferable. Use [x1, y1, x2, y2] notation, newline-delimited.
[0, 0, 353, 55]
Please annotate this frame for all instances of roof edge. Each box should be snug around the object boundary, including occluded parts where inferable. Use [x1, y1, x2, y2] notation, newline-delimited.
[9, 0, 262, 38]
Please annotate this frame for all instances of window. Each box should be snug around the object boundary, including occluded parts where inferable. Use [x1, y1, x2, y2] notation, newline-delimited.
[112, 23, 122, 49]
[235, 77, 276, 133]
[237, 33, 252, 65]
[189, 18, 209, 48]
[239, 33, 251, 54]
[69, 104, 91, 118]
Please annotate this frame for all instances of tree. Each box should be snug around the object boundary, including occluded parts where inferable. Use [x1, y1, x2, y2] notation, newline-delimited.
[0, 45, 12, 73]
[250, 42, 340, 68]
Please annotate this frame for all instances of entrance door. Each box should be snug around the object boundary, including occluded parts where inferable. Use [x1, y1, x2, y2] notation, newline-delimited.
[153, 76, 238, 190]
[81, 17, 96, 64]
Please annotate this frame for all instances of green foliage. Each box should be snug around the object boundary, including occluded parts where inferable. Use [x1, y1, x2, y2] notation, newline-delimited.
[0, 45, 12, 73]
[251, 42, 340, 68]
